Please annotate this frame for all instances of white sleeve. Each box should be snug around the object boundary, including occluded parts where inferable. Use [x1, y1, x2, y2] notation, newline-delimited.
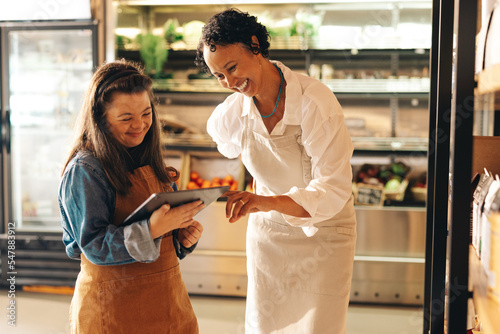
[207, 97, 244, 159]
[282, 98, 354, 236]
[123, 220, 161, 262]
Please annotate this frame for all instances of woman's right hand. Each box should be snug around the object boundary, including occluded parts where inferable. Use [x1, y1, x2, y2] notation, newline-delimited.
[149, 200, 205, 239]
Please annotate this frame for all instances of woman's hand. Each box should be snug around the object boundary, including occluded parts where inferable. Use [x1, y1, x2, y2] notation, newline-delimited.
[177, 220, 204, 248]
[149, 200, 205, 239]
[224, 190, 311, 223]
[224, 191, 272, 223]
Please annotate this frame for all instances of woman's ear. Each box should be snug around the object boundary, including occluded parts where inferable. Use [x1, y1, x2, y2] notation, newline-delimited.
[250, 35, 260, 54]
[251, 35, 259, 46]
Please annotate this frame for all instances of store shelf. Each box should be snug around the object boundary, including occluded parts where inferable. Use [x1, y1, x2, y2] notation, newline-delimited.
[351, 137, 428, 151]
[117, 0, 431, 5]
[152, 77, 430, 94]
[354, 205, 426, 212]
[153, 79, 231, 93]
[162, 134, 428, 153]
[114, 1, 431, 306]
[477, 63, 500, 95]
[469, 245, 500, 334]
[324, 78, 429, 93]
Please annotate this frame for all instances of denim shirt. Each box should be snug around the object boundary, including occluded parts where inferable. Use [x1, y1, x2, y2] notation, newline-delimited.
[58, 151, 195, 265]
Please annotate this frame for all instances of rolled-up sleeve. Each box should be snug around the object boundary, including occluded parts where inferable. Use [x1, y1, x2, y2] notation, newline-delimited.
[282, 98, 354, 236]
[123, 220, 161, 262]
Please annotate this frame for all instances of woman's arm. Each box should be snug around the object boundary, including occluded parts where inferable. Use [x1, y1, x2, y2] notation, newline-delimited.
[223, 191, 310, 223]
[59, 157, 160, 265]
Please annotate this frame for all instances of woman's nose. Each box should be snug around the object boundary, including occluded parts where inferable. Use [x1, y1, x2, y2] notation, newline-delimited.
[131, 117, 142, 129]
[224, 75, 237, 88]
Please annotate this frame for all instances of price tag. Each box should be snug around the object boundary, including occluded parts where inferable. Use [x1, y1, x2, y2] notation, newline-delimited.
[354, 183, 384, 206]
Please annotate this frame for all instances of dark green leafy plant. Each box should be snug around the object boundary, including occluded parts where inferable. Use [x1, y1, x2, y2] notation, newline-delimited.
[164, 18, 183, 44]
[137, 33, 168, 78]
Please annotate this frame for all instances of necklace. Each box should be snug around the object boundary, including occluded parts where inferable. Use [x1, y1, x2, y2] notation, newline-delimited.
[254, 64, 283, 119]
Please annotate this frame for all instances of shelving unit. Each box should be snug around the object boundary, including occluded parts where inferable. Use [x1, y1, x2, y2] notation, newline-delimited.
[112, 0, 432, 305]
[468, 43, 500, 334]
[425, 0, 500, 333]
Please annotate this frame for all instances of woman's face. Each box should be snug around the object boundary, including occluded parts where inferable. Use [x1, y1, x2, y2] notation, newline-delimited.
[203, 42, 262, 97]
[104, 91, 153, 148]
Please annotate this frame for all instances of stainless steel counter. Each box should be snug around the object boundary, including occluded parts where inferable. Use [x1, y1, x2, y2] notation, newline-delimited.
[180, 203, 426, 306]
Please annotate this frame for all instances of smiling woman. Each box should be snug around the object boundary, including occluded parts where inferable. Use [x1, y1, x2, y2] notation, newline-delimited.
[195, 9, 357, 334]
[57, 59, 204, 333]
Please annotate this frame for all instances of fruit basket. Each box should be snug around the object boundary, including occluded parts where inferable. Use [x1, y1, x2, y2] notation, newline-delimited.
[410, 171, 427, 202]
[184, 152, 245, 191]
[353, 162, 411, 205]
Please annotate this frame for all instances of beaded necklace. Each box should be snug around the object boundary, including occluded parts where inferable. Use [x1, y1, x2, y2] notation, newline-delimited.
[254, 63, 283, 119]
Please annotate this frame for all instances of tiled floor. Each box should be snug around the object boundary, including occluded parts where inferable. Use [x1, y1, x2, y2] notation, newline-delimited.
[0, 290, 423, 333]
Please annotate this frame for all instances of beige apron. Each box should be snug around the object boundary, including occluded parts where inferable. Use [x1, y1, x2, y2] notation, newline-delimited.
[241, 121, 357, 334]
[70, 166, 198, 334]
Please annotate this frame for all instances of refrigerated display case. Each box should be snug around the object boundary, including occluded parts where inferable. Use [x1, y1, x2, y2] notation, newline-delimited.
[111, 0, 431, 305]
[0, 21, 98, 286]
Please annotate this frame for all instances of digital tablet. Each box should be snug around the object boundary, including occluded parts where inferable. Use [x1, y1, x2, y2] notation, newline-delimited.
[123, 186, 230, 225]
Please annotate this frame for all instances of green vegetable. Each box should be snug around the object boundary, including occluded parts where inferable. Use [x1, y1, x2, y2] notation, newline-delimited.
[385, 178, 401, 191]
[164, 18, 183, 44]
[391, 162, 408, 177]
[137, 33, 168, 78]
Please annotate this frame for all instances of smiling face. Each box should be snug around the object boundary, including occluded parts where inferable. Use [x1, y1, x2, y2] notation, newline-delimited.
[203, 42, 263, 97]
[105, 91, 153, 148]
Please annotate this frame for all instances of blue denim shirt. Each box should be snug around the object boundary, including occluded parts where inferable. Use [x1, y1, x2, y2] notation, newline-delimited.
[58, 151, 195, 265]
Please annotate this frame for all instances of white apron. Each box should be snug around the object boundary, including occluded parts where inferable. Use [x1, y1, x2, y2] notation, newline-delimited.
[241, 120, 357, 334]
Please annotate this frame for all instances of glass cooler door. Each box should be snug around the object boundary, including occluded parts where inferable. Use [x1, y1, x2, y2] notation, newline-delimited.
[3, 23, 97, 232]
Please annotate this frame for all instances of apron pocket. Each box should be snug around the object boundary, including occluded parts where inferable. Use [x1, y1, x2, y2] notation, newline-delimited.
[335, 226, 356, 236]
[98, 264, 196, 334]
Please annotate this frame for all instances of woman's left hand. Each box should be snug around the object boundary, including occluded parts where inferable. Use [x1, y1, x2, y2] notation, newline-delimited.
[178, 220, 204, 248]
[224, 191, 272, 223]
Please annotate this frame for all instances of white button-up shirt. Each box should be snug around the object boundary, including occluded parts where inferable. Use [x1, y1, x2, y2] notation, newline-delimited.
[207, 61, 354, 236]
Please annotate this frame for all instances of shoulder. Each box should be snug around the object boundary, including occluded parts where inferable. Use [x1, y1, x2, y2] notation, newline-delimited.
[63, 151, 108, 183]
[300, 75, 341, 115]
[60, 151, 115, 202]
[212, 93, 245, 119]
[279, 62, 341, 124]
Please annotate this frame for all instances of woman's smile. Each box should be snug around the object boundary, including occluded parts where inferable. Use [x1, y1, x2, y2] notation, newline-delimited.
[236, 79, 249, 92]
[127, 131, 144, 137]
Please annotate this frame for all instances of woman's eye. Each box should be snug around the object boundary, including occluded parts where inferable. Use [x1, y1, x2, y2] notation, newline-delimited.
[122, 118, 132, 122]
[143, 111, 152, 117]
[228, 65, 236, 72]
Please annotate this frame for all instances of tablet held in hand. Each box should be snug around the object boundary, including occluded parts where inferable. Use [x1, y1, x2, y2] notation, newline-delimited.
[123, 186, 229, 224]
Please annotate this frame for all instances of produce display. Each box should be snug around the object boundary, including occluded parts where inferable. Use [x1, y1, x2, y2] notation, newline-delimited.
[354, 162, 411, 203]
[187, 171, 238, 191]
[355, 162, 410, 190]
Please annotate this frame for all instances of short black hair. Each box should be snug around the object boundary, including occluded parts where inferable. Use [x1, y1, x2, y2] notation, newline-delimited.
[195, 8, 271, 73]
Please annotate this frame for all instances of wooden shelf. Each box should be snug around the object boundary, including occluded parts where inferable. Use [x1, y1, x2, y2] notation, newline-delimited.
[477, 63, 500, 95]
[469, 245, 500, 333]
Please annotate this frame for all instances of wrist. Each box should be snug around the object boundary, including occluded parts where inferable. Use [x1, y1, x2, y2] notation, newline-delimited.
[149, 219, 161, 239]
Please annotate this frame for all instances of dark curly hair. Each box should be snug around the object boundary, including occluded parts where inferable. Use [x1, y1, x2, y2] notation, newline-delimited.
[195, 9, 271, 73]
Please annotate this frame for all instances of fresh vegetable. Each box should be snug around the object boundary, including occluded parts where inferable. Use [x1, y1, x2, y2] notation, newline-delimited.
[137, 33, 168, 78]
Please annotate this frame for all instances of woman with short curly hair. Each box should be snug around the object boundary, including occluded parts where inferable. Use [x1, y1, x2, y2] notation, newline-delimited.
[196, 8, 357, 334]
